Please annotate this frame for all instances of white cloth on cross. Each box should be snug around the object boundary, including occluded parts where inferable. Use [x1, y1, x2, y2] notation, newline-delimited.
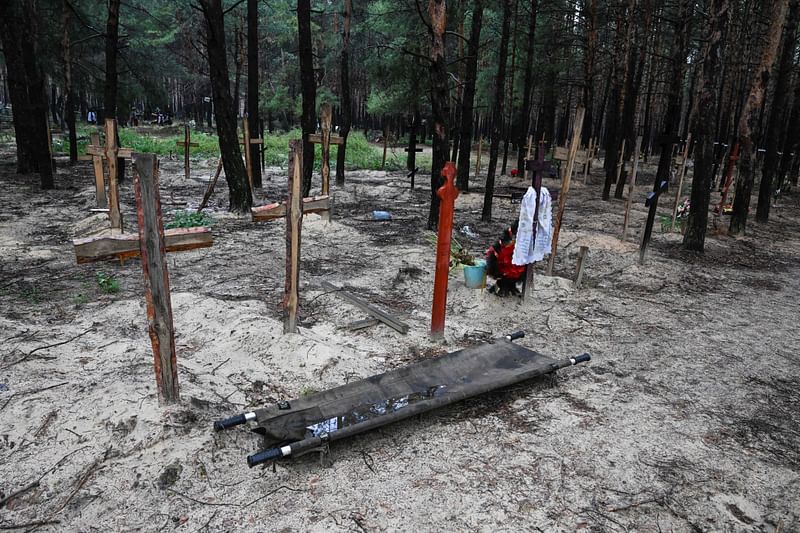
[512, 186, 553, 265]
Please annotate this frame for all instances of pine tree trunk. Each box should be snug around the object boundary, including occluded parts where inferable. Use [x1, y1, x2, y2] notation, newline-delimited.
[501, 0, 519, 175]
[428, 0, 450, 230]
[481, 0, 513, 222]
[335, 0, 352, 187]
[105, 0, 125, 182]
[298, 0, 317, 196]
[516, 0, 539, 173]
[455, 0, 483, 191]
[683, 0, 730, 252]
[756, 0, 799, 222]
[200, 0, 251, 213]
[0, 0, 54, 188]
[62, 0, 77, 164]
[730, 0, 789, 234]
[247, 0, 262, 188]
[579, 0, 595, 148]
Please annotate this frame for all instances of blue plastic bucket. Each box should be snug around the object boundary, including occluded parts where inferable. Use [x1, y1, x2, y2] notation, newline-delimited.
[463, 260, 487, 289]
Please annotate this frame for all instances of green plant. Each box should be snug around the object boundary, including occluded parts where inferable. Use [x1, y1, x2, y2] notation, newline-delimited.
[165, 210, 214, 229]
[73, 293, 89, 307]
[95, 272, 120, 294]
[300, 385, 318, 397]
[425, 233, 476, 267]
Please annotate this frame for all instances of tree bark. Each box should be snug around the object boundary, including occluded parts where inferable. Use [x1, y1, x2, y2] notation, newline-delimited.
[730, 0, 789, 234]
[428, 0, 450, 230]
[481, 0, 513, 222]
[456, 0, 483, 191]
[62, 0, 77, 164]
[0, 0, 54, 188]
[516, 0, 538, 173]
[298, 0, 317, 196]
[199, 0, 251, 213]
[683, 0, 730, 252]
[335, 0, 352, 187]
[501, 0, 519, 175]
[247, 0, 262, 188]
[756, 0, 799, 222]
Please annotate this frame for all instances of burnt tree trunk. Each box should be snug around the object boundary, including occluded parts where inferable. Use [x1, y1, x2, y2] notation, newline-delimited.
[298, 0, 317, 196]
[481, 0, 513, 222]
[602, 5, 632, 201]
[683, 0, 730, 252]
[0, 0, 54, 188]
[199, 0, 251, 213]
[427, 0, 450, 230]
[756, 0, 800, 222]
[247, 0, 262, 187]
[335, 0, 352, 186]
[730, 0, 789, 234]
[456, 0, 484, 190]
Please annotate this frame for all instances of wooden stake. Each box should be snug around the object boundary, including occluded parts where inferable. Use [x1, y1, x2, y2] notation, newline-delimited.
[90, 132, 107, 209]
[242, 117, 254, 193]
[320, 103, 332, 197]
[546, 106, 585, 276]
[284, 140, 303, 334]
[176, 125, 199, 180]
[132, 153, 179, 404]
[104, 119, 122, 233]
[431, 162, 459, 339]
[474, 136, 483, 178]
[584, 137, 594, 184]
[671, 133, 692, 232]
[198, 159, 224, 212]
[382, 124, 389, 169]
[622, 136, 643, 241]
[574, 246, 589, 288]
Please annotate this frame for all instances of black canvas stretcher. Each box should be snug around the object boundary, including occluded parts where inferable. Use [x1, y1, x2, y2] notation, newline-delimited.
[213, 332, 590, 467]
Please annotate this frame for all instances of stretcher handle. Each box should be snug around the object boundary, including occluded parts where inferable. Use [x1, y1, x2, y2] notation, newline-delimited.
[213, 411, 255, 431]
[506, 331, 525, 341]
[570, 353, 591, 365]
[247, 447, 283, 467]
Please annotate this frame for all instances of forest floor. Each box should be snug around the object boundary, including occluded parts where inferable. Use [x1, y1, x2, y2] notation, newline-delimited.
[1, 147, 799, 532]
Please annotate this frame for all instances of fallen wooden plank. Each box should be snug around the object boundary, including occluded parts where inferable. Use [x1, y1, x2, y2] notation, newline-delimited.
[321, 281, 409, 334]
[74, 227, 212, 264]
[251, 195, 330, 222]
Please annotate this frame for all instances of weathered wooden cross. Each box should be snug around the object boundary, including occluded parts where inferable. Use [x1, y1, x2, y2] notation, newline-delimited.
[638, 133, 681, 263]
[520, 142, 554, 299]
[78, 119, 133, 233]
[284, 140, 303, 334]
[176, 125, 199, 180]
[405, 146, 423, 189]
[308, 103, 343, 197]
[240, 117, 263, 192]
[622, 136, 643, 241]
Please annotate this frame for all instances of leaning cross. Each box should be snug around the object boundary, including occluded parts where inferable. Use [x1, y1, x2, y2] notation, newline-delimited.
[175, 125, 199, 180]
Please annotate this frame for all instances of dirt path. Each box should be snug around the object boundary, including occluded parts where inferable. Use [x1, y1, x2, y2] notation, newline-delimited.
[1, 150, 798, 531]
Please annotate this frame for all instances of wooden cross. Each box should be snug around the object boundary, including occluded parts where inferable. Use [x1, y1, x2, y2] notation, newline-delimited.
[78, 119, 132, 233]
[78, 132, 108, 209]
[430, 161, 458, 339]
[240, 117, 263, 192]
[638, 179, 670, 264]
[521, 140, 555, 298]
[308, 103, 344, 198]
[670, 133, 692, 232]
[546, 106, 585, 276]
[176, 125, 199, 180]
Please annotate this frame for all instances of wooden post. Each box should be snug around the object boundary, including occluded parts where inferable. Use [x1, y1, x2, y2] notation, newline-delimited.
[614, 138, 627, 188]
[521, 140, 554, 299]
[104, 119, 122, 233]
[284, 140, 303, 334]
[175, 125, 198, 180]
[242, 117, 254, 193]
[574, 246, 589, 288]
[198, 159, 224, 212]
[320, 103, 332, 197]
[133, 153, 179, 404]
[90, 132, 107, 209]
[584, 137, 594, 184]
[622, 136, 643, 241]
[671, 133, 692, 232]
[381, 124, 389, 169]
[431, 161, 459, 339]
[474, 136, 483, 178]
[546, 106, 585, 276]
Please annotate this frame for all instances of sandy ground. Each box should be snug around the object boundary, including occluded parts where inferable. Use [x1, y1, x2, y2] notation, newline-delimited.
[1, 147, 799, 532]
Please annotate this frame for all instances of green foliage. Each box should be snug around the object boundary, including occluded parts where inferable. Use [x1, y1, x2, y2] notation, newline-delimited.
[73, 293, 89, 307]
[165, 210, 214, 229]
[95, 272, 120, 294]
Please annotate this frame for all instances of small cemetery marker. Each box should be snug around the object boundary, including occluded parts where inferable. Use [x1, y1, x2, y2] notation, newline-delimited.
[78, 132, 108, 209]
[671, 134, 692, 232]
[574, 246, 589, 289]
[546, 106, 585, 276]
[175, 124, 199, 180]
[133, 153, 179, 403]
[638, 179, 669, 264]
[521, 140, 555, 299]
[284, 140, 303, 334]
[240, 117, 263, 192]
[431, 161, 458, 339]
[622, 136, 643, 241]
